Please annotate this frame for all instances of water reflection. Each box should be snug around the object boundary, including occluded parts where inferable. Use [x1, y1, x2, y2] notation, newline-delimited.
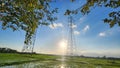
[60, 65, 65, 68]
[1, 61, 67, 68]
[0, 60, 103, 68]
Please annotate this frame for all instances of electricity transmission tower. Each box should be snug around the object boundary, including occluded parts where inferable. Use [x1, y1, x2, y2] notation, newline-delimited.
[67, 16, 77, 56]
[22, 30, 37, 53]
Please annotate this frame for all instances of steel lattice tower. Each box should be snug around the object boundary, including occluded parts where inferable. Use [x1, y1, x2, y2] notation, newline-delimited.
[22, 30, 37, 53]
[67, 16, 76, 56]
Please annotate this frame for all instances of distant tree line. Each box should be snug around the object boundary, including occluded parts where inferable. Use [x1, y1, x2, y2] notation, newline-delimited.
[78, 55, 120, 60]
[0, 47, 37, 54]
[0, 47, 18, 53]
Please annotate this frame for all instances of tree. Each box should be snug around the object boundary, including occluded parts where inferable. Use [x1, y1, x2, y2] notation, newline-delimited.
[0, 0, 120, 45]
[0, 0, 57, 45]
[65, 0, 120, 28]
[0, 47, 18, 53]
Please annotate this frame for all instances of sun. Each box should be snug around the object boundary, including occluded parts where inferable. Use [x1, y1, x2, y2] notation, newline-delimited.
[58, 39, 67, 48]
[57, 39, 68, 55]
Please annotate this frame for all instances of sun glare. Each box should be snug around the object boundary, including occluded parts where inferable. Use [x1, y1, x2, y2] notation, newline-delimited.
[58, 39, 67, 48]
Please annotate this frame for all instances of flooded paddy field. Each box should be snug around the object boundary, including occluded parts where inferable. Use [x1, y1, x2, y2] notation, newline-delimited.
[0, 53, 120, 68]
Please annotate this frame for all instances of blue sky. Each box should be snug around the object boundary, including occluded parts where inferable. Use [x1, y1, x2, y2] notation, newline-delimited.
[0, 0, 120, 57]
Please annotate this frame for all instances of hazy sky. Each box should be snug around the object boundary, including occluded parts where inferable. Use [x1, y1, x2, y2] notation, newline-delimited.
[0, 0, 120, 57]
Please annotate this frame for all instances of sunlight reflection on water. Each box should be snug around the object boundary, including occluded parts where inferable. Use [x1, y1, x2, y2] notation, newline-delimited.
[60, 64, 65, 68]
[60, 66, 64, 68]
[0, 63, 103, 68]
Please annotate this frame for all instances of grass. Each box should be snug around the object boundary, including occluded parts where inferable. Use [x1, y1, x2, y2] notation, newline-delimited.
[0, 53, 59, 67]
[65, 56, 120, 68]
[0, 53, 120, 68]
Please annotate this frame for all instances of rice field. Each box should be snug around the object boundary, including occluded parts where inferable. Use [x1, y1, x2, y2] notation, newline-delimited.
[0, 53, 120, 68]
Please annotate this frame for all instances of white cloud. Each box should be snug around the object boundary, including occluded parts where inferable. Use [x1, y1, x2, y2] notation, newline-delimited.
[98, 30, 112, 37]
[69, 23, 77, 28]
[49, 23, 63, 29]
[74, 30, 80, 35]
[99, 32, 106, 37]
[79, 16, 86, 23]
[83, 25, 90, 32]
[72, 24, 77, 28]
